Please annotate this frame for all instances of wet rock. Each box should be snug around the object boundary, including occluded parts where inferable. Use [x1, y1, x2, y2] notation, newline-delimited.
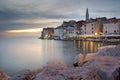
[33, 58, 102, 80]
[96, 45, 120, 57]
[73, 53, 85, 67]
[84, 53, 96, 62]
[83, 56, 120, 80]
[9, 69, 34, 80]
[111, 67, 120, 80]
[83, 69, 102, 80]
[34, 58, 68, 80]
[0, 70, 10, 80]
[73, 53, 96, 67]
[43, 58, 68, 70]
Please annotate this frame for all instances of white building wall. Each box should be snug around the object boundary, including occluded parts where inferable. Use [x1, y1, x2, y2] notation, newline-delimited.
[65, 27, 76, 38]
[54, 28, 60, 37]
[59, 28, 64, 39]
[82, 22, 95, 35]
[103, 23, 118, 34]
[54, 28, 64, 39]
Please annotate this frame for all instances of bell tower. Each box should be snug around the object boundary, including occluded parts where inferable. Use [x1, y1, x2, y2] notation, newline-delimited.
[86, 8, 89, 21]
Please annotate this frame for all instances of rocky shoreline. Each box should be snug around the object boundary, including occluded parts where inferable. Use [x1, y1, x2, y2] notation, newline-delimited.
[0, 45, 120, 80]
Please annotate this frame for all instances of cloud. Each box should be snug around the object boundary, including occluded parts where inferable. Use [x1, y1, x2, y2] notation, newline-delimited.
[0, 0, 120, 34]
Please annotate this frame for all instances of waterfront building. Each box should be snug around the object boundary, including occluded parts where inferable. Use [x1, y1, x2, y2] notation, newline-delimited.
[76, 20, 85, 38]
[81, 20, 95, 35]
[82, 8, 96, 36]
[54, 21, 68, 40]
[65, 20, 77, 40]
[61, 21, 69, 39]
[103, 18, 119, 34]
[81, 17, 107, 36]
[103, 22, 118, 34]
[41, 28, 54, 39]
[54, 26, 64, 40]
[41, 8, 120, 40]
[94, 17, 107, 35]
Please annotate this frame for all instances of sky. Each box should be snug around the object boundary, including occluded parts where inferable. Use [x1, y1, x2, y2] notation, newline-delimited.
[0, 0, 120, 36]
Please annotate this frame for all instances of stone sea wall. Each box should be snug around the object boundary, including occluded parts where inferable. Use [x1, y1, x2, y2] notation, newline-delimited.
[0, 45, 120, 80]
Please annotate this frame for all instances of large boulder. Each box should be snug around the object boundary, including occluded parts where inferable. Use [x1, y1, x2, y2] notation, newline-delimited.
[84, 53, 96, 62]
[73, 53, 85, 66]
[96, 45, 120, 57]
[82, 69, 102, 80]
[0, 70, 10, 80]
[43, 58, 68, 70]
[34, 58, 68, 80]
[112, 67, 120, 80]
[9, 69, 34, 80]
[73, 53, 96, 67]
[83, 56, 120, 80]
[33, 58, 102, 80]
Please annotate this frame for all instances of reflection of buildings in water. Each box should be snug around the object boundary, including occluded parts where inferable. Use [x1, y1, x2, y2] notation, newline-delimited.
[75, 40, 103, 55]
[73, 40, 77, 48]
[43, 40, 55, 58]
[50, 40, 54, 55]
[94, 43, 97, 52]
[76, 40, 81, 52]
[74, 40, 82, 54]
[77, 40, 80, 49]
[88, 41, 90, 53]
[90, 41, 94, 53]
[86, 41, 89, 54]
[82, 41, 87, 55]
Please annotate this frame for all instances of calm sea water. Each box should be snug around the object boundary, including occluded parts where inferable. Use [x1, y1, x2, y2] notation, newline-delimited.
[0, 36, 118, 75]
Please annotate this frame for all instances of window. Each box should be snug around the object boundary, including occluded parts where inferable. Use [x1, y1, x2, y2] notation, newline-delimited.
[91, 24, 93, 26]
[114, 30, 116, 33]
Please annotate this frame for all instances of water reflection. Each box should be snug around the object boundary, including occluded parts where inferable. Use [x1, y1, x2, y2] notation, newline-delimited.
[0, 37, 118, 75]
[74, 40, 103, 55]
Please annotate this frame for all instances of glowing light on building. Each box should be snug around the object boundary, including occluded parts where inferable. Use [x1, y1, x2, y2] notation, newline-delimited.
[95, 32, 98, 35]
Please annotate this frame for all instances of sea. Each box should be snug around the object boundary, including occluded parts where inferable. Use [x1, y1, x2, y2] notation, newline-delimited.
[0, 36, 118, 75]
